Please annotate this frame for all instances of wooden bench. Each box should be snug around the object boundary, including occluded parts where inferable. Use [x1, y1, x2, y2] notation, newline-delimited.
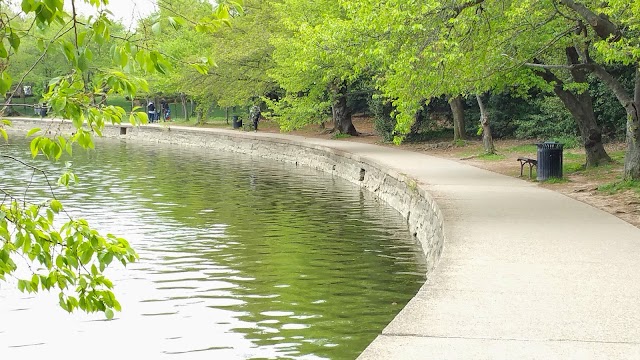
[517, 157, 537, 179]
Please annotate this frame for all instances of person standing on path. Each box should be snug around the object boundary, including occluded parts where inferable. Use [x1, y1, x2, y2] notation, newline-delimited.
[249, 104, 261, 132]
[147, 101, 156, 123]
[161, 100, 171, 121]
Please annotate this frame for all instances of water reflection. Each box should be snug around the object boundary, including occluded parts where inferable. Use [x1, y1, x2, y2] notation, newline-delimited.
[0, 136, 426, 359]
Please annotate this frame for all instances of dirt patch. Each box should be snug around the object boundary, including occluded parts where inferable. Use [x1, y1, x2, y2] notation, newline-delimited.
[255, 117, 640, 229]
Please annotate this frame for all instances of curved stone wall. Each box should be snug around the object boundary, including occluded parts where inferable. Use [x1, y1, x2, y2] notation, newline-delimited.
[8, 119, 445, 278]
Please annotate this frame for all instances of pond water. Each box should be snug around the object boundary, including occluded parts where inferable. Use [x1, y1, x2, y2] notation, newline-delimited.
[0, 136, 427, 359]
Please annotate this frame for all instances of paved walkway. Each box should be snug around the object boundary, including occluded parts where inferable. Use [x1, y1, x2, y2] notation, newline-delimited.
[10, 120, 640, 358]
[241, 129, 640, 359]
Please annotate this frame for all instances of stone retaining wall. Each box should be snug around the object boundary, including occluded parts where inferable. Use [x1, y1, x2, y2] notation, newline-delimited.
[8, 119, 445, 274]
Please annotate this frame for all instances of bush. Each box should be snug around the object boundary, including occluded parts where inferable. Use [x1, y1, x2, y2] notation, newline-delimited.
[548, 135, 582, 149]
[514, 96, 578, 139]
[369, 96, 396, 142]
[590, 65, 634, 141]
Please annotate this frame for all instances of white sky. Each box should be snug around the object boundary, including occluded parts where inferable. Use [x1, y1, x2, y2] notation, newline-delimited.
[68, 0, 157, 28]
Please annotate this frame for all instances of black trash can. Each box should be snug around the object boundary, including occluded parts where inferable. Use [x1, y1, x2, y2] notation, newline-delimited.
[232, 115, 242, 129]
[536, 141, 564, 181]
[40, 106, 48, 117]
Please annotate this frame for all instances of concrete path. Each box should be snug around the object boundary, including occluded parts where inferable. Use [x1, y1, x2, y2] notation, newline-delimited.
[9, 120, 640, 358]
[241, 130, 640, 359]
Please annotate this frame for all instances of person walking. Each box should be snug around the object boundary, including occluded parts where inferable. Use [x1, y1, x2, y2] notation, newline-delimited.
[147, 101, 156, 123]
[161, 100, 171, 121]
[249, 104, 261, 132]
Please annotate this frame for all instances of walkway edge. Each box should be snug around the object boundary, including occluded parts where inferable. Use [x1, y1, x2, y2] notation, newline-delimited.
[8, 119, 640, 359]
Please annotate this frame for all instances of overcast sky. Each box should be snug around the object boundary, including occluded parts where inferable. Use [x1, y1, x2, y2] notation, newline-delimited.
[68, 0, 156, 28]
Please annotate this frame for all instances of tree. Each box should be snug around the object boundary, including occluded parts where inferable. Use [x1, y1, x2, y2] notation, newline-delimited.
[557, 0, 640, 179]
[450, 96, 467, 141]
[342, 0, 616, 166]
[476, 93, 495, 154]
[267, 0, 374, 135]
[0, 0, 241, 317]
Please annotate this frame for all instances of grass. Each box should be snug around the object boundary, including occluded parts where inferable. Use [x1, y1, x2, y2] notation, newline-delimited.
[563, 152, 584, 161]
[448, 140, 628, 191]
[563, 162, 584, 174]
[333, 133, 352, 139]
[505, 143, 537, 154]
[609, 150, 625, 162]
[541, 177, 569, 184]
[477, 153, 506, 161]
[452, 139, 467, 147]
[598, 179, 640, 195]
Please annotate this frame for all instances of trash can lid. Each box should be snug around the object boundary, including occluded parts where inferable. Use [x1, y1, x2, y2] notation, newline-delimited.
[536, 141, 564, 149]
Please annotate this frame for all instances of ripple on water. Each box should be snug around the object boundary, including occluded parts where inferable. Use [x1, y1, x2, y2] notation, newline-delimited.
[0, 137, 427, 359]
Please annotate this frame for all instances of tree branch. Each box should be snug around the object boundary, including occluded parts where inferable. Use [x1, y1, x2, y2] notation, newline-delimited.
[558, 0, 621, 41]
[522, 62, 592, 71]
[452, 0, 486, 17]
[589, 62, 634, 111]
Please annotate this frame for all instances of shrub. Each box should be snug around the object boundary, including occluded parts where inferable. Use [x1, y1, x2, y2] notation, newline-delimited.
[369, 96, 396, 142]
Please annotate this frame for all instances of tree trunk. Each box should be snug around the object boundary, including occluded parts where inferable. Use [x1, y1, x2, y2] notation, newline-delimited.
[181, 93, 189, 121]
[589, 63, 640, 179]
[535, 48, 611, 167]
[449, 96, 466, 140]
[476, 94, 495, 154]
[630, 67, 640, 179]
[331, 83, 358, 136]
[196, 109, 204, 125]
[557, 0, 638, 174]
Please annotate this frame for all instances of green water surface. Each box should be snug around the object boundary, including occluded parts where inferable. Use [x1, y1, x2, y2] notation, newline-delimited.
[0, 137, 427, 359]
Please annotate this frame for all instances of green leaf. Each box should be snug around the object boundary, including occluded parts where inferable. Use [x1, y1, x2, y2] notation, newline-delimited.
[66, 253, 78, 269]
[8, 31, 20, 51]
[105, 308, 114, 320]
[30, 137, 40, 158]
[78, 52, 89, 72]
[18, 279, 26, 292]
[21, 0, 34, 12]
[0, 128, 7, 143]
[25, 128, 41, 137]
[55, 255, 65, 268]
[102, 252, 113, 265]
[14, 233, 24, 248]
[0, 72, 11, 94]
[152, 22, 161, 35]
[80, 248, 93, 265]
[50, 199, 63, 213]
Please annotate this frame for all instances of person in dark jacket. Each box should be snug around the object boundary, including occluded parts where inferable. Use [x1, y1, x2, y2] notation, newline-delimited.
[161, 100, 170, 121]
[249, 104, 261, 132]
[147, 101, 156, 123]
